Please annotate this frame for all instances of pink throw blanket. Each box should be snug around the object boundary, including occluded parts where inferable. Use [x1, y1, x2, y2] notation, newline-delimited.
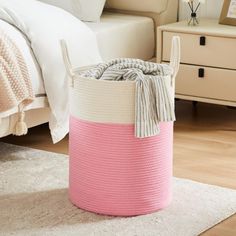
[0, 30, 34, 135]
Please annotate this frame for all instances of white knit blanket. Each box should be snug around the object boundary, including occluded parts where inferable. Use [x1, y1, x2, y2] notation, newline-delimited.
[0, 30, 34, 114]
[81, 58, 175, 138]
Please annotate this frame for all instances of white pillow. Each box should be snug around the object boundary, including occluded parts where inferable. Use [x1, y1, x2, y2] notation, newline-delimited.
[39, 0, 106, 22]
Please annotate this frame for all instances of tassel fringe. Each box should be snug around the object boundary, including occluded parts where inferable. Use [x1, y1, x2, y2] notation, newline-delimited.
[13, 111, 28, 136]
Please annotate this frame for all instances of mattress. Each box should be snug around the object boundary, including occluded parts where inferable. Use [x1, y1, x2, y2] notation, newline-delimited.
[86, 13, 155, 61]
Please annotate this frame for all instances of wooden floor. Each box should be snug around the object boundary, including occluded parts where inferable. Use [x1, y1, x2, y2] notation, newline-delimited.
[2, 100, 236, 235]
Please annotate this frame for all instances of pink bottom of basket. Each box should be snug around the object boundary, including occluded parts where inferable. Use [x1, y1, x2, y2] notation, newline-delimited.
[69, 116, 173, 216]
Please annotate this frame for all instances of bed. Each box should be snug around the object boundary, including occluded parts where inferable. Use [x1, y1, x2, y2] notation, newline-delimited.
[0, 0, 178, 143]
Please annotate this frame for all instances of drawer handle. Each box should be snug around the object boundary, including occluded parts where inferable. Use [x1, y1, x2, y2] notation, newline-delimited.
[198, 68, 205, 78]
[200, 36, 206, 46]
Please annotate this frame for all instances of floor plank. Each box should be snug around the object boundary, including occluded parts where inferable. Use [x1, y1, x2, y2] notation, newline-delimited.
[1, 100, 236, 235]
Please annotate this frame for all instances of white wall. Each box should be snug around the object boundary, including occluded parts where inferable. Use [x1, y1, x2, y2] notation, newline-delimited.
[179, 0, 224, 21]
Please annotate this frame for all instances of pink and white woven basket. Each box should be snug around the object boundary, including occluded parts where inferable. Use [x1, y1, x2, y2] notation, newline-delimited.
[61, 37, 180, 216]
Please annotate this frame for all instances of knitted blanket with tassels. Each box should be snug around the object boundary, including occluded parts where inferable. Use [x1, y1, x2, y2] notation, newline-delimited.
[81, 58, 175, 138]
[0, 30, 34, 135]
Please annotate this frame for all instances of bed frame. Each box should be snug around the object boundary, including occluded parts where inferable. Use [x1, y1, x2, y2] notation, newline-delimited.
[0, 98, 49, 137]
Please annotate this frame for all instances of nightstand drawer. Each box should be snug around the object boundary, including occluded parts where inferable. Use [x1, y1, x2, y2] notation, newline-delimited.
[163, 32, 236, 70]
[176, 64, 236, 102]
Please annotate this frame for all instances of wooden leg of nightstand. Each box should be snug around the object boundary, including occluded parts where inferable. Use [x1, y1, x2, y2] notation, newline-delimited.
[227, 106, 236, 110]
[192, 101, 198, 107]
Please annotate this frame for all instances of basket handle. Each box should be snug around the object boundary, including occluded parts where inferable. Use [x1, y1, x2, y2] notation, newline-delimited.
[170, 36, 181, 87]
[60, 40, 75, 78]
[60, 37, 180, 88]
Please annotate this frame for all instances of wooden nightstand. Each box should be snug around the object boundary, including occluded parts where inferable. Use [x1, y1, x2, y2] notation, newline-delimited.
[157, 19, 236, 107]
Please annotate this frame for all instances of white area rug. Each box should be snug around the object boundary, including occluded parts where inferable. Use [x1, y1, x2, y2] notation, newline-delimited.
[0, 142, 236, 236]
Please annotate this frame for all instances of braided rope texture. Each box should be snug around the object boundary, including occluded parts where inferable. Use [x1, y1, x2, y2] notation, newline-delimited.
[69, 116, 173, 216]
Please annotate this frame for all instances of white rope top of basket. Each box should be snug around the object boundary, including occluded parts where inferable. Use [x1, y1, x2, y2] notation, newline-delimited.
[60, 36, 180, 88]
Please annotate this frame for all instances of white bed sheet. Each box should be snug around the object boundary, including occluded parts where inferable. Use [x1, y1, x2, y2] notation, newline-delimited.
[0, 0, 102, 143]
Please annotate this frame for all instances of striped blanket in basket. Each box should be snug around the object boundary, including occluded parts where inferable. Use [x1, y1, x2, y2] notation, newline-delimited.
[80, 58, 175, 138]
